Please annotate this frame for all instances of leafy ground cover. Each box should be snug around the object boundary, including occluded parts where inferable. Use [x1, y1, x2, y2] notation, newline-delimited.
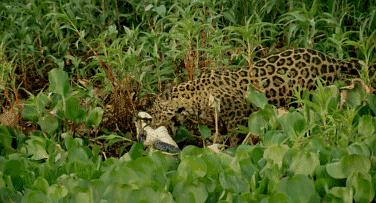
[1, 0, 376, 202]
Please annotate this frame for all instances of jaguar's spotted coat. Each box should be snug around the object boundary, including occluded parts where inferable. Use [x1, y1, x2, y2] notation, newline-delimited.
[145, 48, 375, 132]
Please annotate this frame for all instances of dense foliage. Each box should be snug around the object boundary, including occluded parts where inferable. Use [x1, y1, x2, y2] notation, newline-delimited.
[1, 0, 376, 202]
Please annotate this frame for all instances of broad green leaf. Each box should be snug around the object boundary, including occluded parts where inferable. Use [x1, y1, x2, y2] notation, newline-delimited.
[64, 134, 81, 150]
[22, 104, 39, 122]
[48, 184, 68, 200]
[200, 152, 221, 180]
[65, 96, 85, 121]
[357, 115, 375, 136]
[173, 182, 208, 203]
[25, 136, 49, 160]
[198, 125, 211, 139]
[0, 126, 13, 154]
[263, 144, 289, 168]
[347, 142, 370, 156]
[175, 126, 191, 143]
[366, 135, 376, 156]
[326, 154, 371, 179]
[68, 147, 90, 163]
[367, 94, 376, 114]
[4, 159, 28, 191]
[326, 162, 347, 179]
[314, 177, 338, 197]
[235, 145, 262, 179]
[86, 107, 103, 127]
[153, 5, 166, 16]
[180, 146, 205, 159]
[327, 187, 353, 203]
[289, 151, 320, 176]
[74, 191, 93, 203]
[126, 187, 174, 203]
[38, 114, 59, 134]
[261, 192, 289, 203]
[127, 143, 144, 160]
[279, 111, 306, 137]
[32, 177, 49, 194]
[36, 93, 49, 111]
[22, 191, 50, 203]
[248, 111, 268, 135]
[219, 168, 250, 193]
[347, 172, 375, 202]
[247, 85, 268, 109]
[340, 154, 370, 175]
[277, 175, 319, 203]
[345, 88, 362, 107]
[236, 145, 264, 164]
[48, 68, 70, 97]
[177, 156, 207, 180]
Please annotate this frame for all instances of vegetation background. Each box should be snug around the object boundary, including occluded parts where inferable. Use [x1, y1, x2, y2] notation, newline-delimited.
[0, 0, 376, 202]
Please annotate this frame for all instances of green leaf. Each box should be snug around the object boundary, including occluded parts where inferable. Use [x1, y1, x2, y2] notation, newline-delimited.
[48, 68, 70, 97]
[0, 126, 14, 154]
[173, 182, 208, 203]
[153, 5, 166, 16]
[22, 191, 49, 203]
[175, 126, 191, 143]
[180, 146, 205, 159]
[347, 172, 375, 202]
[325, 162, 346, 179]
[235, 145, 262, 179]
[38, 114, 59, 134]
[32, 177, 49, 194]
[264, 144, 289, 168]
[247, 105, 276, 136]
[64, 96, 85, 121]
[177, 156, 207, 181]
[326, 187, 353, 203]
[48, 184, 68, 200]
[25, 136, 49, 160]
[263, 130, 288, 145]
[247, 85, 268, 109]
[367, 94, 376, 114]
[198, 125, 211, 139]
[126, 187, 174, 203]
[277, 175, 319, 203]
[357, 115, 375, 136]
[326, 154, 371, 179]
[345, 88, 362, 107]
[248, 111, 268, 135]
[219, 168, 250, 193]
[4, 159, 28, 191]
[279, 111, 306, 137]
[262, 193, 290, 203]
[289, 151, 320, 176]
[36, 93, 49, 111]
[347, 142, 370, 156]
[86, 107, 103, 127]
[128, 143, 144, 160]
[22, 104, 39, 122]
[74, 191, 92, 203]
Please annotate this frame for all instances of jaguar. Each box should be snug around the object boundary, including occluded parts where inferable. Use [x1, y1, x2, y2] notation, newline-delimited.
[144, 48, 375, 132]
